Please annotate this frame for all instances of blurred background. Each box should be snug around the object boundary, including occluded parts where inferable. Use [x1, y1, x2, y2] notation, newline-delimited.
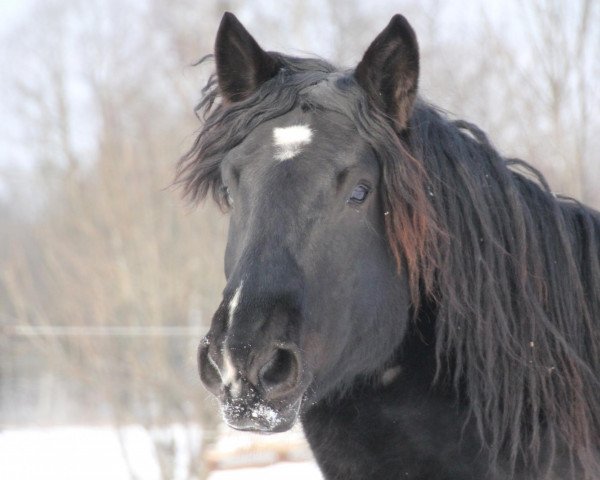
[0, 0, 598, 479]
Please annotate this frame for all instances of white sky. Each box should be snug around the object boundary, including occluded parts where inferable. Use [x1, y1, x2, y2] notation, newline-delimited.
[0, 0, 31, 32]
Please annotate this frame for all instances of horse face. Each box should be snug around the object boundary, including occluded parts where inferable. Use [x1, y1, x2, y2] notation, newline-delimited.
[198, 105, 409, 431]
[195, 13, 419, 432]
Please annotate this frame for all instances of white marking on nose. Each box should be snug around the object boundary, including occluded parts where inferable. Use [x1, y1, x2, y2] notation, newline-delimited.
[222, 347, 242, 397]
[208, 352, 220, 372]
[227, 282, 243, 329]
[273, 125, 312, 161]
[224, 283, 244, 397]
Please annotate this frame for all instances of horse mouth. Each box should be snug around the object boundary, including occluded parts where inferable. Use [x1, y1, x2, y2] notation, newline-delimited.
[220, 396, 302, 433]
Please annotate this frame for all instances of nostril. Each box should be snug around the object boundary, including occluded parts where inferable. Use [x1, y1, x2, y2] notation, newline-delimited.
[259, 347, 300, 397]
[198, 341, 222, 393]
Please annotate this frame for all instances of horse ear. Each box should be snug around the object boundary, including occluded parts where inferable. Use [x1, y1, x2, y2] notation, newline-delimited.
[215, 12, 281, 103]
[355, 15, 419, 129]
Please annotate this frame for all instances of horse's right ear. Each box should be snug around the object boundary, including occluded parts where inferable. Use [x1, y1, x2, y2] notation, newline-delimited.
[215, 12, 281, 103]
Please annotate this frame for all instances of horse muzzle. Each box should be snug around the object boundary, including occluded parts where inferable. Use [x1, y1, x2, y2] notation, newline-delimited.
[198, 333, 311, 432]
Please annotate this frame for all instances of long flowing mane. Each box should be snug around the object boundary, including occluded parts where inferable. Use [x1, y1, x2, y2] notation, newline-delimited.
[177, 54, 600, 477]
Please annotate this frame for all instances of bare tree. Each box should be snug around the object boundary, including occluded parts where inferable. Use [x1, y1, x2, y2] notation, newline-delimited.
[1, 0, 229, 478]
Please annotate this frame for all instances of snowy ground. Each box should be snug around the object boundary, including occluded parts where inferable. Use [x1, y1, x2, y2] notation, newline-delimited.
[0, 425, 322, 480]
[209, 462, 322, 480]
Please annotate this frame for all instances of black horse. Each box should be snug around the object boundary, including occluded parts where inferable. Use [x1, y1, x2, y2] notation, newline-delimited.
[178, 13, 600, 480]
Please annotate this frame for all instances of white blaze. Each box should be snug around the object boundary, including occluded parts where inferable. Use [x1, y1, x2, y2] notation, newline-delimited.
[273, 125, 312, 160]
[227, 282, 243, 329]
[222, 348, 240, 397]
[223, 283, 244, 396]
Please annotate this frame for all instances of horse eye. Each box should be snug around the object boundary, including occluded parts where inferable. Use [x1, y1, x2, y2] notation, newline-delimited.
[348, 185, 370, 204]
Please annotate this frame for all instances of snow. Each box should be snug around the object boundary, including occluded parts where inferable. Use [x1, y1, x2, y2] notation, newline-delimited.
[209, 462, 322, 480]
[0, 426, 157, 480]
[0, 425, 322, 480]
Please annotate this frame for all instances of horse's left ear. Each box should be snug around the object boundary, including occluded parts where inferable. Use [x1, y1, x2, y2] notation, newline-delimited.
[215, 12, 281, 103]
[355, 15, 419, 129]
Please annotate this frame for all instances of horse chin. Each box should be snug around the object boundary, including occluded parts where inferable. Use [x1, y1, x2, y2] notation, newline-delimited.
[220, 395, 302, 434]
[225, 415, 297, 434]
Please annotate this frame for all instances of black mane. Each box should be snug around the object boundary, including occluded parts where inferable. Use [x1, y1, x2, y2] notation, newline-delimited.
[178, 54, 600, 478]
